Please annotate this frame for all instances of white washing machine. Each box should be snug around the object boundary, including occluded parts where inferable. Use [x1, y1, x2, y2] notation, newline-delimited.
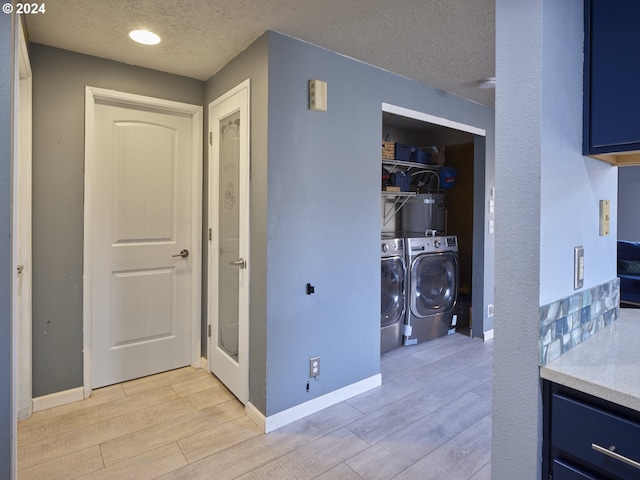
[380, 235, 406, 354]
[404, 235, 459, 344]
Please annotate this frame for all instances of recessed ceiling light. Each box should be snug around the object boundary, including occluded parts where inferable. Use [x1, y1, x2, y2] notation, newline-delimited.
[128, 29, 161, 45]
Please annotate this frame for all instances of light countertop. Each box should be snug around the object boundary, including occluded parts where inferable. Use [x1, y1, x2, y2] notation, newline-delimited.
[540, 308, 640, 412]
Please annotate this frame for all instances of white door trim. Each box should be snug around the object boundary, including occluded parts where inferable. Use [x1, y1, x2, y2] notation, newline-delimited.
[83, 87, 203, 398]
[13, 17, 32, 424]
[382, 102, 487, 136]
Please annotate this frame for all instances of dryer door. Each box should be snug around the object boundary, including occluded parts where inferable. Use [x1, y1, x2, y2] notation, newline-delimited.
[381, 257, 405, 327]
[410, 252, 458, 317]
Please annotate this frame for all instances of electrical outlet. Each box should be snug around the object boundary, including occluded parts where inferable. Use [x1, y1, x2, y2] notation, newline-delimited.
[309, 356, 320, 378]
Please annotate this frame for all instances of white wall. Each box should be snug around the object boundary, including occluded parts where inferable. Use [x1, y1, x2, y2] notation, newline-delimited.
[539, 0, 618, 305]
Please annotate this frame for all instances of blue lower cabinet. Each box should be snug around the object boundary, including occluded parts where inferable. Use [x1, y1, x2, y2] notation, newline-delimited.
[543, 381, 640, 480]
[553, 459, 599, 480]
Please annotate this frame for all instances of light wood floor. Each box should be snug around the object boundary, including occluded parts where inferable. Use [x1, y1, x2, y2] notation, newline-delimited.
[18, 333, 492, 479]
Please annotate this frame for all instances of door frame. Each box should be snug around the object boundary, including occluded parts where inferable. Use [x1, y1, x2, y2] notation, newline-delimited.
[12, 15, 32, 476]
[13, 15, 33, 420]
[381, 102, 491, 340]
[207, 79, 251, 403]
[83, 87, 203, 398]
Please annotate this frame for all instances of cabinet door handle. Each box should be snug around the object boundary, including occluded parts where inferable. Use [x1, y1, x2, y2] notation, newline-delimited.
[592, 443, 640, 470]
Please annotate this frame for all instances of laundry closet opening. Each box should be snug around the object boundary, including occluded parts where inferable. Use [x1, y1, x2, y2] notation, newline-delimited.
[380, 104, 487, 355]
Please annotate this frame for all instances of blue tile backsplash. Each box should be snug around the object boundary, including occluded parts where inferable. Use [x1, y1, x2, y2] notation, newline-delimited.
[539, 278, 620, 365]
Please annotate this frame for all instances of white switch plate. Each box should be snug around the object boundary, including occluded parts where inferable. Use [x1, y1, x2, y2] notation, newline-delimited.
[599, 200, 610, 236]
[309, 79, 327, 111]
[574, 246, 584, 290]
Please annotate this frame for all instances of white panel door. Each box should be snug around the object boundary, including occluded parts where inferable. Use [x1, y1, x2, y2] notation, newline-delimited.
[209, 80, 250, 403]
[90, 98, 196, 388]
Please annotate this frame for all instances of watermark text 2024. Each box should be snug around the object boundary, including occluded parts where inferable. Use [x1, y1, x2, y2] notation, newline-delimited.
[3, 3, 46, 14]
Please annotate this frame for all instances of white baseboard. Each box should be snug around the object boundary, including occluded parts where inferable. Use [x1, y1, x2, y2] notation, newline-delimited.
[483, 329, 494, 341]
[246, 374, 382, 433]
[32, 386, 84, 412]
[245, 402, 266, 431]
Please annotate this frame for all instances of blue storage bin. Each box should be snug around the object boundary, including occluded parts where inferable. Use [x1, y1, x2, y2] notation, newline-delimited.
[394, 144, 415, 161]
[390, 171, 411, 191]
[414, 150, 432, 164]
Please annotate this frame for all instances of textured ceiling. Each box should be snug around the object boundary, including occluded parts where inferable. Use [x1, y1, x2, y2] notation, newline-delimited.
[26, 0, 495, 106]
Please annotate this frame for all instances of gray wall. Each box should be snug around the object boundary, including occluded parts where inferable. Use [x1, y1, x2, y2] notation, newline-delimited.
[30, 44, 205, 397]
[473, 135, 492, 335]
[618, 167, 640, 241]
[493, 0, 617, 477]
[28, 33, 495, 420]
[264, 32, 494, 416]
[204, 31, 494, 417]
[493, 1, 543, 476]
[204, 33, 269, 413]
[1, 11, 13, 478]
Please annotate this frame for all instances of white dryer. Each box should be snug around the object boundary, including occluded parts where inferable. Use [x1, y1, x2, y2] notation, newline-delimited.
[404, 235, 459, 344]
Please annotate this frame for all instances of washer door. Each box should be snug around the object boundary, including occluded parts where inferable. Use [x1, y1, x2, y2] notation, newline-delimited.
[410, 252, 458, 317]
[381, 257, 405, 327]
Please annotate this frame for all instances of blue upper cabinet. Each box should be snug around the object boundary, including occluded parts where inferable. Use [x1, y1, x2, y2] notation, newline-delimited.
[584, 0, 640, 165]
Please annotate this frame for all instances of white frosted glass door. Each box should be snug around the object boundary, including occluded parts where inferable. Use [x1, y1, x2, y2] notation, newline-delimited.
[208, 80, 250, 403]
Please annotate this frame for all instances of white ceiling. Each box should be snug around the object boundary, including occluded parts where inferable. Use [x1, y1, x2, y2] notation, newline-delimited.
[25, 0, 495, 107]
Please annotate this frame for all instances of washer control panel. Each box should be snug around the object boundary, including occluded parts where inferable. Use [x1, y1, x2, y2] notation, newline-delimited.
[406, 235, 458, 255]
[380, 237, 404, 257]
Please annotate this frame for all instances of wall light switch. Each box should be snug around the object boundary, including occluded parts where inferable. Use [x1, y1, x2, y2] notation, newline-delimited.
[309, 79, 327, 111]
[599, 200, 610, 236]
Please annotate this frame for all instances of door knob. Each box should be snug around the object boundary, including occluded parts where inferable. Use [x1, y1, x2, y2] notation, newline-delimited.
[229, 258, 247, 269]
[172, 249, 189, 258]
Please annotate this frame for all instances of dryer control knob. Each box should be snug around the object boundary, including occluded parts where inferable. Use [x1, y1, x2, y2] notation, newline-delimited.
[434, 239, 441, 248]
[381, 243, 389, 253]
